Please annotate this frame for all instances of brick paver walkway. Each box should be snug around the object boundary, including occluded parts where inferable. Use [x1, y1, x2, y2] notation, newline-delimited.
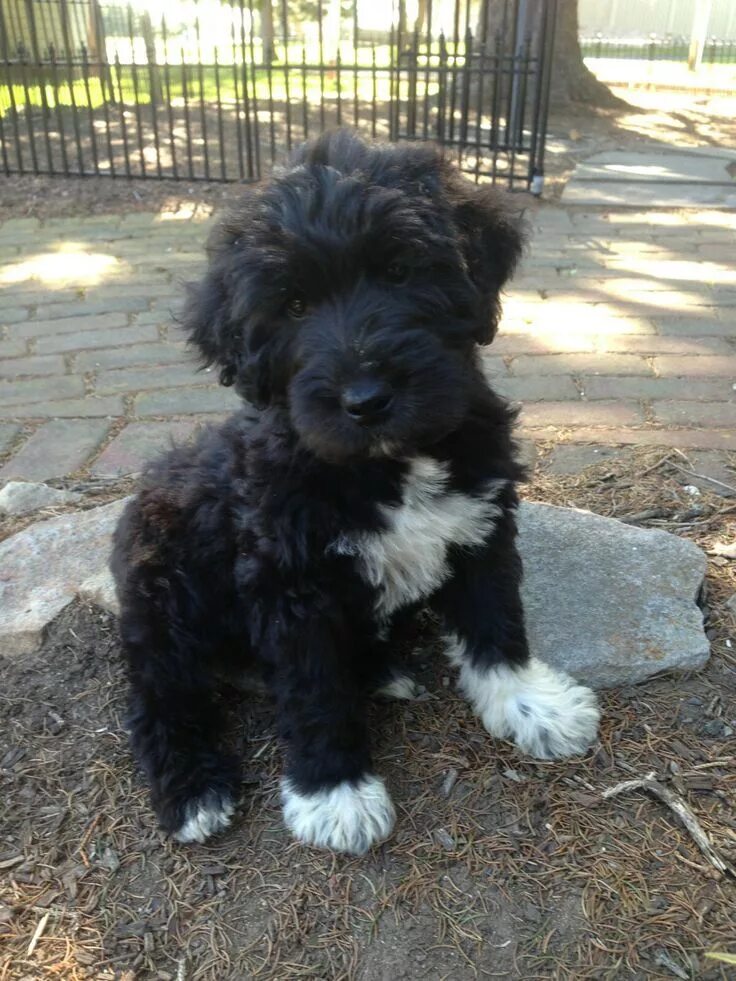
[0, 205, 734, 485]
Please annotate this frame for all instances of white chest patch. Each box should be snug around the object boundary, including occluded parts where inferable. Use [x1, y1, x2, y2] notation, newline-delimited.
[331, 457, 505, 616]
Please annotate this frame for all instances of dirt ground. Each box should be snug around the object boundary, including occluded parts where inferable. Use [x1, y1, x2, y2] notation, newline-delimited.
[2, 85, 735, 221]
[1, 445, 735, 981]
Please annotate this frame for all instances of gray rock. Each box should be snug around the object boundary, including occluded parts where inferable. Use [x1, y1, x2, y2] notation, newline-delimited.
[0, 481, 81, 516]
[78, 570, 120, 614]
[517, 502, 709, 688]
[701, 719, 730, 739]
[0, 498, 130, 658]
[0, 499, 709, 690]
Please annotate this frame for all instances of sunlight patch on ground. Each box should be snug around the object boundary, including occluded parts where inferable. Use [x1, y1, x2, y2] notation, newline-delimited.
[606, 241, 689, 257]
[604, 211, 736, 232]
[602, 258, 735, 285]
[0, 244, 124, 287]
[615, 110, 694, 144]
[113, 201, 215, 222]
[604, 211, 691, 227]
[594, 282, 716, 311]
[501, 302, 650, 336]
[152, 202, 215, 222]
[142, 144, 172, 169]
[599, 163, 684, 178]
[687, 210, 736, 230]
[590, 60, 736, 91]
[605, 88, 736, 149]
[499, 321, 599, 351]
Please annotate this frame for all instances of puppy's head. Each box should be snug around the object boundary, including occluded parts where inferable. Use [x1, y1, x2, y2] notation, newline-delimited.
[184, 130, 525, 462]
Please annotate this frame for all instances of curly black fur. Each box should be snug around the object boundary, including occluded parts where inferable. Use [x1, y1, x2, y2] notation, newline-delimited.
[112, 131, 590, 854]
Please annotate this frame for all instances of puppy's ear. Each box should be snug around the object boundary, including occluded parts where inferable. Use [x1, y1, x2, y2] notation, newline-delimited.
[447, 175, 527, 344]
[179, 198, 278, 409]
[180, 267, 233, 372]
[181, 266, 275, 408]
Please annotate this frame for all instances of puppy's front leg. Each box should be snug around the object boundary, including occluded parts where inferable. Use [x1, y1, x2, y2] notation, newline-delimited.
[270, 618, 395, 855]
[433, 503, 600, 760]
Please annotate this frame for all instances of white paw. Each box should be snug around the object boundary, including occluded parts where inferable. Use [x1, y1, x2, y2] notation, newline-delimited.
[281, 775, 396, 855]
[375, 673, 425, 700]
[459, 657, 600, 760]
[173, 793, 236, 843]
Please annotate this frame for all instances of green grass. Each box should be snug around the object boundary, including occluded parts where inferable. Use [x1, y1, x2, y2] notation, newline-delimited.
[0, 41, 461, 118]
[0, 65, 414, 117]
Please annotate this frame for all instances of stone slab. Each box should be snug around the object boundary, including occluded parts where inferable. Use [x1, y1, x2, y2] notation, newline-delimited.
[0, 424, 20, 455]
[544, 444, 627, 476]
[90, 420, 198, 476]
[659, 145, 736, 162]
[0, 355, 65, 379]
[571, 150, 736, 186]
[0, 419, 111, 483]
[518, 502, 709, 688]
[671, 450, 736, 499]
[0, 375, 86, 408]
[134, 385, 243, 416]
[563, 180, 736, 209]
[0, 395, 125, 420]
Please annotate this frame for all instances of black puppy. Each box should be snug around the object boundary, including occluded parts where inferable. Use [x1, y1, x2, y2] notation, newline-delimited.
[112, 131, 599, 854]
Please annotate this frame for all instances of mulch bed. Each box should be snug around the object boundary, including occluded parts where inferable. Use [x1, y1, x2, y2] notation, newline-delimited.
[1, 444, 735, 980]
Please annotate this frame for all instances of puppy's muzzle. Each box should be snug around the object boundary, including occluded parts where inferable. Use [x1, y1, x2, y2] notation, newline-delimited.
[340, 377, 393, 425]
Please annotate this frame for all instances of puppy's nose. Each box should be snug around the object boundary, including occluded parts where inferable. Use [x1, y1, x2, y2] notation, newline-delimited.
[341, 378, 393, 423]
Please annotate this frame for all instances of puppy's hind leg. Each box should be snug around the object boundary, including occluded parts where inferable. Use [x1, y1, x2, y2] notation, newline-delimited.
[375, 671, 425, 701]
[371, 609, 426, 701]
[121, 596, 240, 843]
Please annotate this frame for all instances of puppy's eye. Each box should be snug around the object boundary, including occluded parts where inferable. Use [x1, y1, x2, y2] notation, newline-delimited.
[385, 263, 409, 284]
[286, 294, 308, 319]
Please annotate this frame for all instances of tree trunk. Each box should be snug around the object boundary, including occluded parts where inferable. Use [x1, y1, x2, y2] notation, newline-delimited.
[140, 12, 162, 106]
[260, 0, 275, 64]
[416, 0, 429, 33]
[550, 0, 629, 107]
[479, 0, 629, 109]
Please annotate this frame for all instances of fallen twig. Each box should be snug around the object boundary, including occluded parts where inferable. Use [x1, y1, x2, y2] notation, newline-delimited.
[602, 771, 734, 878]
[621, 508, 669, 525]
[26, 912, 50, 957]
[667, 460, 736, 496]
[640, 451, 676, 477]
[0, 855, 24, 870]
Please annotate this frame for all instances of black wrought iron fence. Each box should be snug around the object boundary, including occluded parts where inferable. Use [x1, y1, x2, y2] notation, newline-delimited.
[0, 0, 558, 191]
[581, 33, 736, 65]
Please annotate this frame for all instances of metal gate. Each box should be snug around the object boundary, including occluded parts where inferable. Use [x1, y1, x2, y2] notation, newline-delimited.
[0, 0, 558, 190]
